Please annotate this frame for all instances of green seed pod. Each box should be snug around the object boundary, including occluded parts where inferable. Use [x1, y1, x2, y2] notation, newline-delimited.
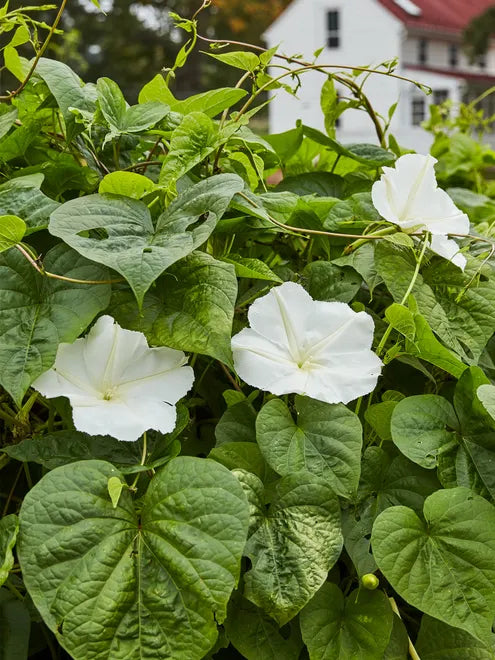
[361, 573, 379, 590]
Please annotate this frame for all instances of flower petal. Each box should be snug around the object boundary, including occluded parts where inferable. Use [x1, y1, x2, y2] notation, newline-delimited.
[32, 341, 100, 399]
[305, 351, 383, 404]
[81, 315, 151, 390]
[372, 153, 470, 237]
[232, 327, 297, 386]
[303, 303, 375, 359]
[246, 282, 313, 360]
[372, 154, 438, 227]
[232, 284, 383, 404]
[70, 397, 177, 442]
[430, 234, 467, 270]
[118, 355, 194, 404]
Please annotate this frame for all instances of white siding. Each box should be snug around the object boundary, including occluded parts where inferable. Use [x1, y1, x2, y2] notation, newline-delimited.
[264, 0, 495, 151]
[265, 0, 403, 140]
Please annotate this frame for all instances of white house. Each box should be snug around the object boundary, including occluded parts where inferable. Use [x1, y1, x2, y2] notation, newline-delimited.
[264, 0, 495, 151]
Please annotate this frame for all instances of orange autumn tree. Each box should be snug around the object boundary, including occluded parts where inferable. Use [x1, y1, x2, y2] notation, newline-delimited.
[211, 0, 291, 44]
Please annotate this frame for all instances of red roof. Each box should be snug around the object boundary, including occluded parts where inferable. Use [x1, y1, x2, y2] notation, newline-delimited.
[378, 0, 495, 34]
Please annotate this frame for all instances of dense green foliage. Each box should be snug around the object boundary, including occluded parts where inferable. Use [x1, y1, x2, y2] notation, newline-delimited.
[2, 4, 495, 660]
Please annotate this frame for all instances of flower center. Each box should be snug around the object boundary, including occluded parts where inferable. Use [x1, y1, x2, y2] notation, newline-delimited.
[102, 386, 118, 401]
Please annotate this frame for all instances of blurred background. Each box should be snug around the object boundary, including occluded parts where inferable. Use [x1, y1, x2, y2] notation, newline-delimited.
[1, 0, 495, 149]
[2, 0, 291, 100]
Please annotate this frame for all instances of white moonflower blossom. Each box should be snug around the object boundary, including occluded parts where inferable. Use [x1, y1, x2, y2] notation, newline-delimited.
[371, 153, 470, 270]
[231, 282, 382, 404]
[32, 315, 194, 442]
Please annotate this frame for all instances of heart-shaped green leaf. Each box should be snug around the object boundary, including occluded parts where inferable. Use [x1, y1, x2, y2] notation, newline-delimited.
[300, 583, 394, 660]
[239, 470, 343, 624]
[110, 251, 238, 364]
[18, 457, 249, 660]
[372, 487, 495, 644]
[256, 396, 362, 498]
[0, 244, 110, 404]
[49, 174, 244, 305]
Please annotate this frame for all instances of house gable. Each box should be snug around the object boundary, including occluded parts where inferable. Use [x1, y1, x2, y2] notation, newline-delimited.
[377, 0, 495, 33]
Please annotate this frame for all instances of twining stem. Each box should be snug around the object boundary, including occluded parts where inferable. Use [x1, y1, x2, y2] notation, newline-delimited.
[197, 34, 425, 87]
[15, 244, 124, 285]
[375, 233, 430, 358]
[140, 431, 147, 466]
[129, 432, 148, 491]
[0, 0, 68, 101]
[237, 191, 397, 240]
[389, 597, 422, 660]
[219, 361, 242, 392]
[2, 464, 23, 516]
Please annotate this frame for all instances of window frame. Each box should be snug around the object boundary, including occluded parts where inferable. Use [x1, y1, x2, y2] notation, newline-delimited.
[327, 10, 340, 49]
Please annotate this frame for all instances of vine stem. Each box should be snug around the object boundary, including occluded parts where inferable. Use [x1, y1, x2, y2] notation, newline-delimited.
[197, 34, 425, 87]
[140, 431, 147, 466]
[15, 244, 124, 285]
[129, 432, 148, 491]
[389, 597, 422, 660]
[237, 191, 397, 240]
[375, 233, 430, 358]
[219, 361, 242, 392]
[0, 0, 68, 101]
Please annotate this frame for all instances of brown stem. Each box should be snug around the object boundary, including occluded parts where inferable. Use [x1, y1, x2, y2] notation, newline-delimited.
[198, 35, 426, 87]
[219, 361, 242, 392]
[0, 0, 68, 101]
[15, 244, 123, 285]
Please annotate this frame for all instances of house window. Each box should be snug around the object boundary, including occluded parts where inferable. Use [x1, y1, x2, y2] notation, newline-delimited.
[418, 39, 428, 65]
[448, 44, 458, 68]
[327, 11, 340, 48]
[433, 89, 449, 105]
[411, 97, 426, 125]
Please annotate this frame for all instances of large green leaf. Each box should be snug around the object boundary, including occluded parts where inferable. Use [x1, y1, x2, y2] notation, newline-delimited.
[159, 112, 221, 191]
[415, 615, 494, 659]
[215, 399, 257, 446]
[256, 396, 362, 498]
[0, 589, 30, 660]
[49, 174, 244, 305]
[172, 87, 247, 117]
[333, 243, 382, 293]
[18, 457, 249, 660]
[372, 487, 495, 644]
[302, 261, 361, 303]
[0, 174, 60, 233]
[390, 395, 458, 469]
[110, 251, 238, 364]
[323, 192, 381, 230]
[300, 583, 394, 660]
[36, 58, 96, 142]
[224, 595, 302, 660]
[0, 514, 18, 587]
[2, 409, 187, 472]
[390, 368, 495, 498]
[376, 243, 495, 362]
[302, 126, 396, 166]
[0, 244, 110, 404]
[344, 447, 440, 577]
[97, 77, 168, 140]
[241, 470, 343, 624]
[423, 259, 495, 362]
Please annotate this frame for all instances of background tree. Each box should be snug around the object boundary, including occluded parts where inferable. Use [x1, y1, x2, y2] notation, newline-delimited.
[463, 6, 495, 61]
[3, 0, 291, 100]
